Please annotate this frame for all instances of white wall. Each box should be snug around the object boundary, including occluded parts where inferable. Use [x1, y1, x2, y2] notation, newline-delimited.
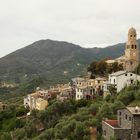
[75, 88, 84, 100]
[109, 72, 140, 92]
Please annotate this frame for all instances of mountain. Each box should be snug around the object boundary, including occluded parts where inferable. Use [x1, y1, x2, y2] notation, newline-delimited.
[0, 39, 140, 85]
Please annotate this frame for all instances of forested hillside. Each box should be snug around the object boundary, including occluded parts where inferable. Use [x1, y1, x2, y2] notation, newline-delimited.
[0, 39, 140, 86]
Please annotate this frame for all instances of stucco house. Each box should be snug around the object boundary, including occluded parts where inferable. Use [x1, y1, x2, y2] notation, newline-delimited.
[24, 92, 48, 111]
[104, 71, 140, 95]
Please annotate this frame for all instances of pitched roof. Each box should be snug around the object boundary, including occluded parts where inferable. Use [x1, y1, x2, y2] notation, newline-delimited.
[105, 120, 119, 127]
[126, 107, 140, 115]
[110, 71, 127, 76]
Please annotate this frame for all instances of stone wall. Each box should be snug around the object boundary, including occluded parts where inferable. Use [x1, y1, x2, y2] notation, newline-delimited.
[117, 109, 133, 129]
[102, 121, 131, 140]
[131, 115, 140, 140]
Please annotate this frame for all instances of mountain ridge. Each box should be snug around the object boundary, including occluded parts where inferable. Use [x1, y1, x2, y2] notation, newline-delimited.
[0, 39, 140, 85]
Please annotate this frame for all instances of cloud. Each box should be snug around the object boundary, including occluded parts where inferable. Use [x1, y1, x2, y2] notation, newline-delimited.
[0, 0, 140, 57]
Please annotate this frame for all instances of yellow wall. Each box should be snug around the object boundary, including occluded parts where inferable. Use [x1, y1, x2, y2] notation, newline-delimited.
[36, 99, 48, 110]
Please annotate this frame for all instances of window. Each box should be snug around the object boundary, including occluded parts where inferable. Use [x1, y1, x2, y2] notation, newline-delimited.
[125, 114, 127, 120]
[119, 112, 122, 116]
[135, 45, 137, 49]
[98, 80, 100, 83]
[130, 74, 133, 76]
[130, 61, 133, 65]
[137, 132, 140, 138]
[130, 35, 132, 37]
[90, 89, 92, 94]
[132, 45, 134, 49]
[125, 74, 127, 76]
[104, 130, 106, 136]
[114, 79, 115, 83]
[131, 80, 133, 84]
[119, 118, 121, 126]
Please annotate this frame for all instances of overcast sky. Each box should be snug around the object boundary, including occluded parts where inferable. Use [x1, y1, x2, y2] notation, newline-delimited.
[0, 0, 140, 57]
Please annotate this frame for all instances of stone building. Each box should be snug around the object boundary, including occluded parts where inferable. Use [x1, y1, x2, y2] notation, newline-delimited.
[102, 106, 140, 140]
[106, 27, 139, 72]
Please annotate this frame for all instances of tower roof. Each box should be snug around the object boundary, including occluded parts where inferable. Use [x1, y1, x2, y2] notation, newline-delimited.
[128, 27, 136, 34]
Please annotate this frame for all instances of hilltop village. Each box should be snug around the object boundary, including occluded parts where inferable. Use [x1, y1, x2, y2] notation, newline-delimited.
[23, 27, 140, 140]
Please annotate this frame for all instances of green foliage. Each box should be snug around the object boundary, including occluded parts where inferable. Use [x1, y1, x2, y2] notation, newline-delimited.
[117, 90, 135, 105]
[97, 102, 113, 120]
[88, 60, 107, 77]
[0, 132, 12, 140]
[111, 101, 125, 114]
[88, 60, 123, 77]
[16, 106, 29, 117]
[134, 89, 140, 100]
[108, 85, 117, 96]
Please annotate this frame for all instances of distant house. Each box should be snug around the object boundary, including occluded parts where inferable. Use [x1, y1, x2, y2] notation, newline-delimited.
[104, 71, 140, 95]
[57, 90, 71, 101]
[75, 86, 87, 100]
[75, 77, 106, 100]
[24, 92, 48, 111]
[95, 77, 107, 96]
[102, 106, 140, 140]
[35, 98, 48, 111]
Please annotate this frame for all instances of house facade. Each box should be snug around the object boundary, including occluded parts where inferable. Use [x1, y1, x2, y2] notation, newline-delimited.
[102, 107, 140, 140]
[74, 77, 107, 100]
[24, 91, 48, 111]
[104, 71, 140, 94]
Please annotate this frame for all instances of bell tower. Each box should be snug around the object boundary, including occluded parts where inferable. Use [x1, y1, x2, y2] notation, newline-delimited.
[125, 27, 139, 71]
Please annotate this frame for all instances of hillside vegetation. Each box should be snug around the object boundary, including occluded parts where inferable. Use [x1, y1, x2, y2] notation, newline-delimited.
[0, 81, 140, 140]
[0, 39, 140, 86]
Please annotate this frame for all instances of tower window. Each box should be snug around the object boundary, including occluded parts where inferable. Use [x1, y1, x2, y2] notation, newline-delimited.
[132, 45, 134, 49]
[130, 35, 132, 37]
[134, 35, 136, 37]
[135, 45, 137, 49]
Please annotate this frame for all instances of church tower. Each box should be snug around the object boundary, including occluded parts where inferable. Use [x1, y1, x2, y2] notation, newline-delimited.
[124, 27, 139, 71]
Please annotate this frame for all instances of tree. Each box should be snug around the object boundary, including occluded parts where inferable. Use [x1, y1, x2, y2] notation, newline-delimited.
[117, 90, 135, 105]
[111, 101, 125, 114]
[108, 85, 117, 96]
[107, 62, 123, 74]
[97, 103, 113, 119]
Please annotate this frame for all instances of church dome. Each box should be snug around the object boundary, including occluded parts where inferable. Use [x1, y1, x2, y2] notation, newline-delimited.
[128, 27, 136, 34]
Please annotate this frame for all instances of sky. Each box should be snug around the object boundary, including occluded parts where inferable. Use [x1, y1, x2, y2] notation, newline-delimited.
[0, 0, 140, 57]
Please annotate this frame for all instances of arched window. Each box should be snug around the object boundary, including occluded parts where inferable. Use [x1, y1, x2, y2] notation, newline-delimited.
[135, 45, 137, 49]
[132, 45, 134, 49]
